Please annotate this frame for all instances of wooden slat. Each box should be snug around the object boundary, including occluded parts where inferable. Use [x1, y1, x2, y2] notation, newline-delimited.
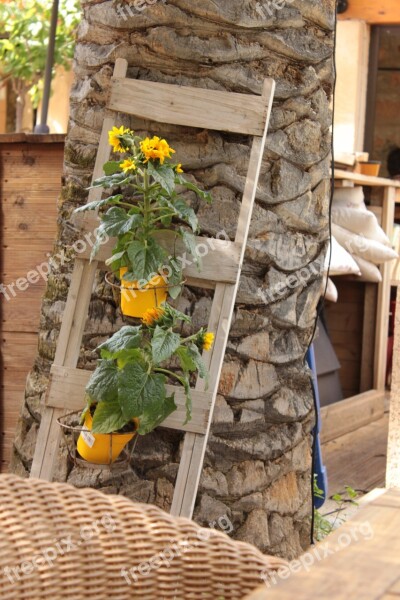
[320, 389, 385, 444]
[170, 77, 275, 518]
[74, 213, 241, 285]
[374, 187, 396, 390]
[109, 78, 272, 136]
[45, 366, 212, 435]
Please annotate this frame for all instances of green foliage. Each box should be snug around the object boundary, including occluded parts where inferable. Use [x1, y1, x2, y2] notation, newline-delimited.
[75, 130, 212, 293]
[84, 303, 213, 436]
[313, 475, 359, 542]
[0, 0, 80, 130]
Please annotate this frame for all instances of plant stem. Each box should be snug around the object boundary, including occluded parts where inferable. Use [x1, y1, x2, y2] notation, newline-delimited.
[143, 168, 151, 237]
[154, 368, 186, 386]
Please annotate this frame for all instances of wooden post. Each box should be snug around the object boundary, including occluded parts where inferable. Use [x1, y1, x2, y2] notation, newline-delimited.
[374, 186, 396, 390]
[386, 284, 400, 488]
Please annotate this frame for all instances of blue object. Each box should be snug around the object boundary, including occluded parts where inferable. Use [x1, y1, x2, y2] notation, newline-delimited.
[307, 345, 328, 509]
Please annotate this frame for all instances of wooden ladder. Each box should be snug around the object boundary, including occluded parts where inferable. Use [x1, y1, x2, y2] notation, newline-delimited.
[30, 58, 275, 519]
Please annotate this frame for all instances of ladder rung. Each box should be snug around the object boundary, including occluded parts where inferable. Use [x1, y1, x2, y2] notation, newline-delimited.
[73, 213, 241, 285]
[46, 365, 213, 435]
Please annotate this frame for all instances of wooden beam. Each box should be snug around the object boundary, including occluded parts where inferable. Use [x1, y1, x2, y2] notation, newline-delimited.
[334, 169, 400, 188]
[338, 0, 400, 25]
[320, 389, 385, 444]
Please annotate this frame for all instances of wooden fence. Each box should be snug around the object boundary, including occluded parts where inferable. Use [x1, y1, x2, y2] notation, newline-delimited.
[0, 134, 63, 470]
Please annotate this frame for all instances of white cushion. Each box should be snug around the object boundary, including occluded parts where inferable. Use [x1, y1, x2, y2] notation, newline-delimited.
[332, 223, 398, 265]
[352, 255, 382, 283]
[322, 277, 338, 303]
[332, 186, 365, 209]
[325, 235, 361, 276]
[332, 206, 390, 247]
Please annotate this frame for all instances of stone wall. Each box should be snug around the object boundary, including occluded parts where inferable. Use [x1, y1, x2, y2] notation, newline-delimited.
[11, 0, 335, 559]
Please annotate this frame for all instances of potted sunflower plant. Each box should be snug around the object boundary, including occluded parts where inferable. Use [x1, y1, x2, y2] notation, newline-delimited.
[77, 303, 214, 464]
[74, 126, 212, 317]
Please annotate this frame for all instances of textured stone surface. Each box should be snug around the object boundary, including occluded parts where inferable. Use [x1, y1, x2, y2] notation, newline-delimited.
[11, 0, 334, 560]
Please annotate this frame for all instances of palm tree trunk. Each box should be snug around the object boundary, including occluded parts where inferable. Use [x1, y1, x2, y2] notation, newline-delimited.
[11, 0, 336, 558]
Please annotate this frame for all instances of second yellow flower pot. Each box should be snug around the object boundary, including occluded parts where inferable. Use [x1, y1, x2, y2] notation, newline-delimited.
[119, 267, 168, 318]
[77, 412, 138, 465]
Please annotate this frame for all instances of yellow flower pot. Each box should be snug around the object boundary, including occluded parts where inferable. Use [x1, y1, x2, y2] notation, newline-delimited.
[77, 412, 138, 465]
[119, 267, 168, 318]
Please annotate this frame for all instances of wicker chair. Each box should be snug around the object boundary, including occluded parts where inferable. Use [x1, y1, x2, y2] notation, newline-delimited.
[0, 474, 286, 599]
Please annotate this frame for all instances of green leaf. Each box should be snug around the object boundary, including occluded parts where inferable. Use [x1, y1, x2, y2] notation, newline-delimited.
[175, 346, 197, 373]
[91, 172, 131, 189]
[98, 326, 142, 359]
[187, 343, 208, 381]
[103, 161, 123, 176]
[105, 250, 125, 267]
[126, 238, 167, 282]
[73, 194, 123, 213]
[181, 374, 192, 425]
[138, 394, 176, 435]
[101, 206, 143, 237]
[86, 360, 118, 403]
[91, 398, 127, 434]
[174, 199, 198, 232]
[181, 228, 201, 270]
[151, 326, 181, 364]
[147, 162, 175, 194]
[175, 174, 212, 203]
[166, 258, 183, 299]
[118, 362, 148, 420]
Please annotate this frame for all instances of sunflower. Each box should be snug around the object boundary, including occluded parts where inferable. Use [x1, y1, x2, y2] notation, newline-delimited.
[200, 332, 215, 351]
[120, 158, 137, 173]
[140, 136, 176, 164]
[108, 126, 132, 153]
[142, 307, 165, 327]
[175, 163, 184, 173]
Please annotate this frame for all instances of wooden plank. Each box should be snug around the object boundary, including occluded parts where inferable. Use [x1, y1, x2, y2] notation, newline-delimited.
[320, 389, 385, 444]
[45, 366, 212, 435]
[244, 490, 400, 600]
[334, 168, 400, 188]
[109, 78, 272, 136]
[338, 0, 400, 24]
[322, 415, 388, 495]
[75, 213, 241, 285]
[374, 187, 396, 390]
[1, 332, 38, 370]
[170, 78, 275, 518]
[386, 286, 400, 488]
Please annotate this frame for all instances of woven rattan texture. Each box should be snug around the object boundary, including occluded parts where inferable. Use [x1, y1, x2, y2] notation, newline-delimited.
[0, 474, 286, 599]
